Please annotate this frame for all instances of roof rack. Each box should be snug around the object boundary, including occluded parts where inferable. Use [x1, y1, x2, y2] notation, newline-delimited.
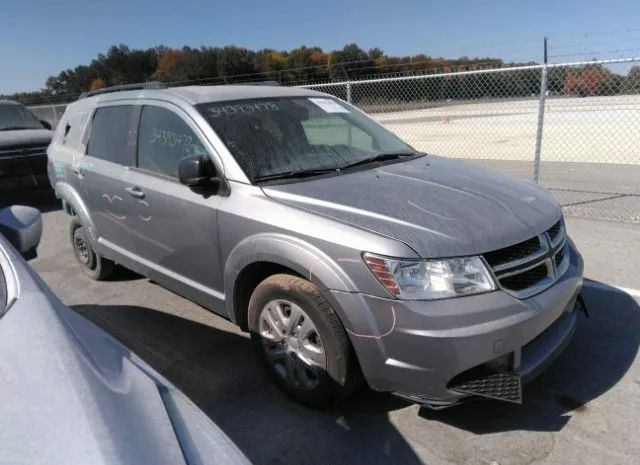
[228, 80, 280, 86]
[79, 81, 168, 99]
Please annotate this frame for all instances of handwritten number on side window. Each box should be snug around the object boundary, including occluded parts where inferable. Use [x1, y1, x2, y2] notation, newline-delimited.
[150, 127, 196, 153]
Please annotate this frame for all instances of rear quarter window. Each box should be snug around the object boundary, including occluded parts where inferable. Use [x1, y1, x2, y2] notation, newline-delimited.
[86, 105, 139, 165]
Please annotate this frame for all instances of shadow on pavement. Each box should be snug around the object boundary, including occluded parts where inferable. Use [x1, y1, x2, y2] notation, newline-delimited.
[71, 304, 422, 465]
[70, 281, 638, 461]
[420, 281, 639, 433]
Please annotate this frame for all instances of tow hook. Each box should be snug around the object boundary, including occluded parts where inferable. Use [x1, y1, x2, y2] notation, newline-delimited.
[577, 294, 589, 318]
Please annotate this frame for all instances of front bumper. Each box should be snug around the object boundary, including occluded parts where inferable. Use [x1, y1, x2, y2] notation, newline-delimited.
[327, 241, 583, 407]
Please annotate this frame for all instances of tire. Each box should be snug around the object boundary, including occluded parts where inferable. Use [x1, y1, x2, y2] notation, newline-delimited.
[248, 274, 359, 408]
[69, 219, 114, 280]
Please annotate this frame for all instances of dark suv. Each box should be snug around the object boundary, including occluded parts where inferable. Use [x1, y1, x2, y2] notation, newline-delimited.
[0, 99, 53, 191]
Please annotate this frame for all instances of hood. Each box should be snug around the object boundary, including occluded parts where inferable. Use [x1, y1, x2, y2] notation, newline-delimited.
[0, 237, 249, 465]
[0, 129, 53, 149]
[263, 156, 561, 258]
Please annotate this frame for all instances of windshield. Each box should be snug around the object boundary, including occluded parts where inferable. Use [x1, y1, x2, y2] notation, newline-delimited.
[0, 104, 43, 131]
[197, 96, 414, 182]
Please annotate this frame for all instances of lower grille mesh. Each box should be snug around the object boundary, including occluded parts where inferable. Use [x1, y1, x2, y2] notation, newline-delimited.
[450, 372, 522, 403]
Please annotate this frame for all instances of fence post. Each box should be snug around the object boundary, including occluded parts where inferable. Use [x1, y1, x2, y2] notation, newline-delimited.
[52, 105, 60, 129]
[346, 81, 352, 103]
[533, 65, 548, 184]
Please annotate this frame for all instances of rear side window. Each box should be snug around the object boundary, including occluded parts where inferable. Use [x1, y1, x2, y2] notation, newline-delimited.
[87, 106, 138, 165]
[137, 106, 207, 178]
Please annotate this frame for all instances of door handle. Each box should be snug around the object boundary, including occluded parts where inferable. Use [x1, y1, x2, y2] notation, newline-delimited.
[125, 186, 146, 199]
[72, 159, 84, 177]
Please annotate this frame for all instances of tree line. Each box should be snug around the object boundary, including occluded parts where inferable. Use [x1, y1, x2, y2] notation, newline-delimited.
[3, 43, 516, 104]
[3, 43, 639, 105]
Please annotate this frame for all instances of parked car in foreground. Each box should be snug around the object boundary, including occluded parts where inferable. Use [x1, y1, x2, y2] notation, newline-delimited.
[47, 82, 584, 409]
[0, 205, 249, 465]
[0, 99, 53, 190]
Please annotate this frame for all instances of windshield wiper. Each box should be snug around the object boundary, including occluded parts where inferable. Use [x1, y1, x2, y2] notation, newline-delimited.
[0, 126, 38, 131]
[340, 151, 417, 170]
[254, 167, 340, 183]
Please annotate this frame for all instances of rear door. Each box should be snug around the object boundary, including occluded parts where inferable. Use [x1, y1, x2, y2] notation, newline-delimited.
[82, 104, 140, 258]
[123, 102, 225, 310]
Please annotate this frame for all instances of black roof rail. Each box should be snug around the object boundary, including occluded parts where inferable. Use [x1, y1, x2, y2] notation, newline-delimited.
[227, 80, 281, 86]
[79, 81, 168, 99]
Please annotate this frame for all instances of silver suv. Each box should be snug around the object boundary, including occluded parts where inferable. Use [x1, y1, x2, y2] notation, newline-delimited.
[47, 83, 584, 408]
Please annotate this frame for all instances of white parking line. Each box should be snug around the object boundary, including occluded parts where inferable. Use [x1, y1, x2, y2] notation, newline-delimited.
[584, 279, 640, 299]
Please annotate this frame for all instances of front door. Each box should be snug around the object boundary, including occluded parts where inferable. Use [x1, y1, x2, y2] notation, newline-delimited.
[124, 103, 225, 310]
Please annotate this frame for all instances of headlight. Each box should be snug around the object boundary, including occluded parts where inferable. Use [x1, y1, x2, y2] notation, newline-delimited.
[363, 253, 496, 300]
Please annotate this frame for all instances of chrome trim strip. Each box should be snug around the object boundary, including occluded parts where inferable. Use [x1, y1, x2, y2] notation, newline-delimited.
[0, 147, 48, 155]
[495, 254, 550, 279]
[0, 153, 48, 161]
[503, 260, 555, 299]
[552, 233, 567, 254]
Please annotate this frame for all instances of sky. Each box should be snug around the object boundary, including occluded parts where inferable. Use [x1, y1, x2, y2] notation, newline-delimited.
[1, 0, 639, 94]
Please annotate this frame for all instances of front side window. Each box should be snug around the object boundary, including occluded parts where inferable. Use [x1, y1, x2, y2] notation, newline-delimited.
[137, 106, 207, 178]
[87, 106, 138, 165]
[0, 104, 43, 131]
[196, 97, 413, 182]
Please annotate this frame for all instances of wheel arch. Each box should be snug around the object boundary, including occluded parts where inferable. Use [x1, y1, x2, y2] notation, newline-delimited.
[224, 233, 357, 330]
[54, 182, 98, 243]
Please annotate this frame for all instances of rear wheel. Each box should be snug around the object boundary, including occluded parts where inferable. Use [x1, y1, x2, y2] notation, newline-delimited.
[248, 274, 359, 408]
[70, 219, 114, 280]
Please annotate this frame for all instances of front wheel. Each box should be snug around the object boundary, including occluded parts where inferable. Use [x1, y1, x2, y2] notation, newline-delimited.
[248, 274, 359, 408]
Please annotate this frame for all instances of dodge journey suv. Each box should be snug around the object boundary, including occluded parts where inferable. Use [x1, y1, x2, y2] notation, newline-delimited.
[48, 83, 584, 408]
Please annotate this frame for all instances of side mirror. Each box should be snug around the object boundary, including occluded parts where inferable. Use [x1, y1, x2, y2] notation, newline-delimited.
[178, 155, 218, 188]
[0, 206, 42, 260]
[39, 120, 52, 130]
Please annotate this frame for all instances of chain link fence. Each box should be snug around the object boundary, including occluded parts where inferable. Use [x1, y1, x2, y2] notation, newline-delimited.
[28, 57, 640, 222]
[299, 58, 640, 223]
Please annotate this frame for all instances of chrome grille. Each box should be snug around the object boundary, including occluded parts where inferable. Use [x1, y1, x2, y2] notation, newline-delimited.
[547, 220, 562, 244]
[483, 218, 568, 299]
[0, 143, 48, 160]
[500, 262, 550, 291]
[484, 236, 542, 269]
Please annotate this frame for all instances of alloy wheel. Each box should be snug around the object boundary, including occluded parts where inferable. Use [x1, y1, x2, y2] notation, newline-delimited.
[259, 299, 326, 390]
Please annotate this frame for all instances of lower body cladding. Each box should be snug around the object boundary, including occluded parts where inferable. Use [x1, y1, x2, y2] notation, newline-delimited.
[327, 244, 584, 408]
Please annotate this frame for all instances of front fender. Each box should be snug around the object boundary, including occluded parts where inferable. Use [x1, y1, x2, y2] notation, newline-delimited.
[224, 233, 358, 324]
[54, 182, 98, 243]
